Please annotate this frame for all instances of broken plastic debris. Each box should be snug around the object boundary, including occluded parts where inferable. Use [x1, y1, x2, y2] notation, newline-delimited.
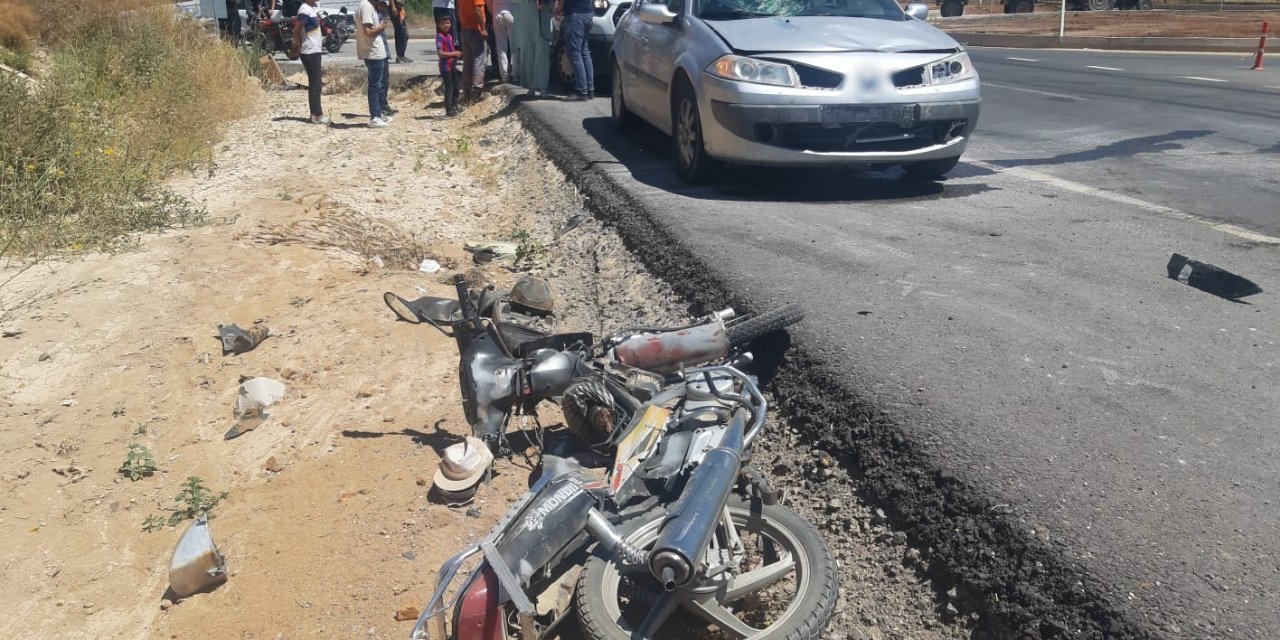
[555, 214, 585, 240]
[464, 240, 518, 258]
[168, 518, 228, 598]
[1167, 254, 1263, 301]
[218, 323, 271, 356]
[227, 378, 287, 440]
[419, 258, 441, 274]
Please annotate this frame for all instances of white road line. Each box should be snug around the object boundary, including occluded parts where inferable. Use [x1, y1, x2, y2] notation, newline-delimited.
[968, 160, 1280, 245]
[1085, 65, 1125, 71]
[1007, 56, 1040, 62]
[982, 82, 1086, 100]
[1178, 76, 1228, 83]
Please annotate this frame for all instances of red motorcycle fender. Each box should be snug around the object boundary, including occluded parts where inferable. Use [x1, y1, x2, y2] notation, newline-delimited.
[455, 565, 504, 640]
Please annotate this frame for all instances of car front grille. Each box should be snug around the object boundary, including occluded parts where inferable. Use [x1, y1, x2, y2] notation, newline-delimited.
[753, 120, 969, 153]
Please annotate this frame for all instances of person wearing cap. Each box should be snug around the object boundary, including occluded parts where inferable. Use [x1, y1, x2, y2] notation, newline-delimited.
[356, 0, 393, 127]
[433, 437, 494, 504]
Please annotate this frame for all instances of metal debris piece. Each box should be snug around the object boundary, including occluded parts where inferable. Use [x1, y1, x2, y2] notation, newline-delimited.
[1167, 253, 1263, 301]
[168, 518, 228, 598]
[218, 323, 271, 356]
[555, 214, 585, 240]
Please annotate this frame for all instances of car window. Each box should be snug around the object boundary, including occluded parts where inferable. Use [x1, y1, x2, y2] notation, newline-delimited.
[667, 0, 684, 11]
[695, 0, 903, 20]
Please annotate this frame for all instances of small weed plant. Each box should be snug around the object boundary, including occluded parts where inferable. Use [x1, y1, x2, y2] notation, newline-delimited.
[510, 230, 548, 270]
[144, 476, 228, 531]
[120, 442, 157, 481]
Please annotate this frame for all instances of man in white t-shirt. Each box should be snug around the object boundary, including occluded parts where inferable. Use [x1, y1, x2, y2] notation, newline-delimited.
[356, 0, 393, 127]
[293, 0, 328, 124]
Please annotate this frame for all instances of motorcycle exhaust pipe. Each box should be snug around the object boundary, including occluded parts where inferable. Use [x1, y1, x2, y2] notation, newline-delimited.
[648, 416, 745, 590]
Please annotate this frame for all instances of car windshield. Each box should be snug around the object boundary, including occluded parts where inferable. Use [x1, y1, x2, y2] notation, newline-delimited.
[695, 0, 904, 19]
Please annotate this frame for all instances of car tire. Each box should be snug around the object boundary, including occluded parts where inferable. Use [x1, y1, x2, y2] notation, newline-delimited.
[610, 58, 637, 130]
[902, 156, 961, 181]
[550, 39, 575, 89]
[1011, 0, 1034, 12]
[670, 76, 719, 184]
[940, 0, 964, 16]
[1136, 0, 1152, 9]
[1087, 0, 1112, 10]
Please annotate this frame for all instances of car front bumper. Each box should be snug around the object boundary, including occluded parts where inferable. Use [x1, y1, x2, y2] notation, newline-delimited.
[705, 99, 981, 167]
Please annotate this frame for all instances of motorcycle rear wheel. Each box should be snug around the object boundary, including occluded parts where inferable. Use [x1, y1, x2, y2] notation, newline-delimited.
[576, 500, 838, 640]
[726, 304, 805, 347]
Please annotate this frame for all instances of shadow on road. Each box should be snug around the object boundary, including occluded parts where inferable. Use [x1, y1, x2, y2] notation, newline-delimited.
[994, 129, 1215, 167]
[577, 116, 998, 204]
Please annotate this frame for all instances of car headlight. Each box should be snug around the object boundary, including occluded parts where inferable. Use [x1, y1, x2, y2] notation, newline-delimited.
[708, 55, 798, 88]
[593, 0, 609, 10]
[925, 52, 974, 86]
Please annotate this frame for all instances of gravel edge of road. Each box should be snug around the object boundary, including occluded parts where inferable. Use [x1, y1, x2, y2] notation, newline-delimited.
[513, 103, 1157, 640]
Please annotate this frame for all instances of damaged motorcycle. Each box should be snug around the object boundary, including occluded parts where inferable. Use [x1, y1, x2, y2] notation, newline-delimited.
[385, 275, 835, 640]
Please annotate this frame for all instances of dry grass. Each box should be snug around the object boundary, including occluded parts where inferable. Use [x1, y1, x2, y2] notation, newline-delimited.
[0, 1, 36, 53]
[251, 208, 448, 271]
[0, 1, 258, 260]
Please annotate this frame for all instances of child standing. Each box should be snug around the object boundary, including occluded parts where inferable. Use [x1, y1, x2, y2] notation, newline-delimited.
[436, 15, 463, 117]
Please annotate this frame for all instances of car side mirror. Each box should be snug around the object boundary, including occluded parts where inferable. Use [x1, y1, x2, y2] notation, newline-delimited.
[905, 2, 929, 18]
[636, 2, 677, 25]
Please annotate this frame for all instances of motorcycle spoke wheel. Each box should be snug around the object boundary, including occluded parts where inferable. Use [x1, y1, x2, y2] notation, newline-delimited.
[577, 502, 835, 640]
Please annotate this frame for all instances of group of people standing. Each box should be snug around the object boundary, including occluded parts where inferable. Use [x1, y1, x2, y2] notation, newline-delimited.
[433, 0, 598, 114]
[287, 0, 598, 126]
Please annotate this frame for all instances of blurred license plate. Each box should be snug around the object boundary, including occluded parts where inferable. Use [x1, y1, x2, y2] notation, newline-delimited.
[821, 104, 917, 125]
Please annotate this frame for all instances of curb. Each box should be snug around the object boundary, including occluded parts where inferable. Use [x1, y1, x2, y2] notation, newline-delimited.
[509, 95, 1156, 640]
[948, 32, 1260, 51]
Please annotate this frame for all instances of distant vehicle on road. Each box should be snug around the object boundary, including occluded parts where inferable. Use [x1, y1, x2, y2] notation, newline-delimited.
[609, 0, 981, 182]
[939, 0, 1151, 16]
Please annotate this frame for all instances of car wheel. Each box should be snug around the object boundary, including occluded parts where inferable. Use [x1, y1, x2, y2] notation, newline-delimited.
[610, 58, 637, 130]
[551, 39, 575, 88]
[1087, 0, 1111, 10]
[902, 156, 961, 181]
[671, 76, 718, 184]
[1136, 0, 1152, 9]
[1012, 0, 1034, 12]
[940, 0, 964, 16]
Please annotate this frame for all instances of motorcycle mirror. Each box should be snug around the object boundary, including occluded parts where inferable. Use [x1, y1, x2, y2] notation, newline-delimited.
[384, 292, 423, 324]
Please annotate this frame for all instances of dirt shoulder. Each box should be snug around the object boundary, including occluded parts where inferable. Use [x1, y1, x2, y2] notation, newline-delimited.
[940, 10, 1277, 37]
[0, 88, 570, 640]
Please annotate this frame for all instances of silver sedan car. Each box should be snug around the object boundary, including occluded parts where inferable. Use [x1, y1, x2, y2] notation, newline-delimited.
[609, 0, 980, 182]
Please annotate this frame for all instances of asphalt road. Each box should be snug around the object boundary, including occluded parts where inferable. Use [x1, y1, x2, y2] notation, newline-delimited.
[521, 49, 1280, 637]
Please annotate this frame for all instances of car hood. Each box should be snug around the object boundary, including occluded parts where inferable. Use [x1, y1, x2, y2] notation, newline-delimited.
[705, 16, 959, 53]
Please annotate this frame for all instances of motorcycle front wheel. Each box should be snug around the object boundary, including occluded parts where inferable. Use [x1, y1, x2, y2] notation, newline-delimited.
[325, 37, 343, 54]
[576, 500, 838, 640]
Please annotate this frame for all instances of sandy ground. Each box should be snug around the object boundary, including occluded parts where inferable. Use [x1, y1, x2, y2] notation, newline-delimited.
[0, 86, 575, 640]
[940, 9, 1279, 37]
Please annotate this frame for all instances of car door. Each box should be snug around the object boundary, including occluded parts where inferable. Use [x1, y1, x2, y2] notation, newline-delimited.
[634, 0, 683, 131]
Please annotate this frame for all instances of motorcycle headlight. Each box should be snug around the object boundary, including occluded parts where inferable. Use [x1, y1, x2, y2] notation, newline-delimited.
[708, 55, 798, 88]
[593, 0, 609, 10]
[925, 52, 974, 86]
